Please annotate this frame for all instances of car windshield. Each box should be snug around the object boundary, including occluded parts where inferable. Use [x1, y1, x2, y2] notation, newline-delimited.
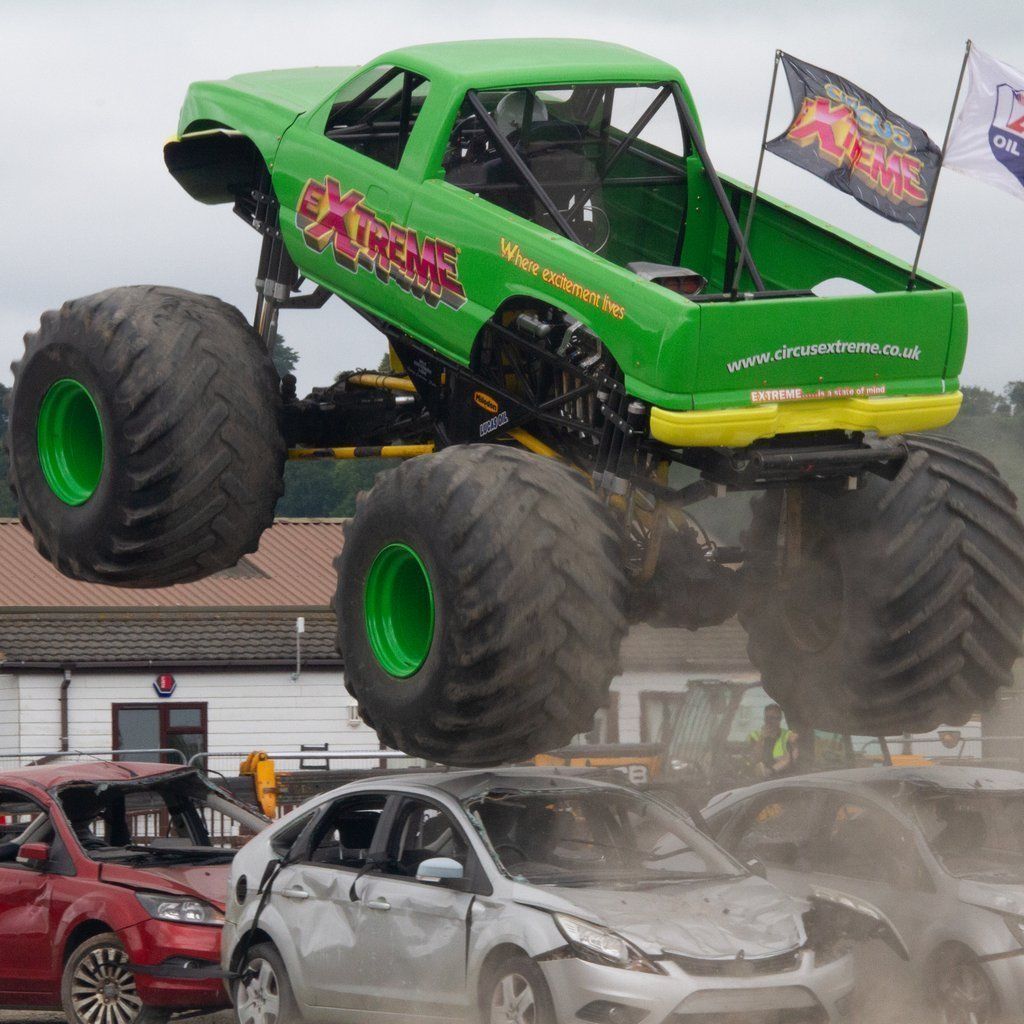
[904, 789, 1024, 882]
[466, 785, 742, 887]
[58, 771, 267, 865]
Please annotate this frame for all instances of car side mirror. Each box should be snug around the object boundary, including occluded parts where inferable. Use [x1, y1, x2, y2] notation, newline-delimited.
[18, 843, 50, 866]
[746, 857, 767, 879]
[415, 857, 464, 884]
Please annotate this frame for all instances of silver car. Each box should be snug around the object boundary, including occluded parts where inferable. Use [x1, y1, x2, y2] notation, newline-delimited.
[220, 768, 893, 1024]
[703, 766, 1024, 1024]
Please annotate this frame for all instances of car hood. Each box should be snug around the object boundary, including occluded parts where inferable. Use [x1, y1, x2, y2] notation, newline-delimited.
[518, 875, 807, 959]
[959, 878, 1024, 917]
[100, 862, 230, 909]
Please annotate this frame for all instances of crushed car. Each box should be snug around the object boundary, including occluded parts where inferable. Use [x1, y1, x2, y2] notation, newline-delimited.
[224, 768, 905, 1024]
[0, 761, 267, 1024]
[703, 765, 1024, 1023]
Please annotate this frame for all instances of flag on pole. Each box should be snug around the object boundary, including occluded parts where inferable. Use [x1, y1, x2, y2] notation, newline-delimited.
[944, 47, 1024, 200]
[766, 53, 942, 234]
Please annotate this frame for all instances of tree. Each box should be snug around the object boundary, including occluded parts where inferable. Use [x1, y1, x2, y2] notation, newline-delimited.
[276, 458, 393, 518]
[1006, 381, 1024, 416]
[0, 383, 16, 516]
[959, 385, 1001, 416]
[271, 332, 299, 378]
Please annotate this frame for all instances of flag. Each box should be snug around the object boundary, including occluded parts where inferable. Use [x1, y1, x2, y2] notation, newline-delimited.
[766, 53, 941, 234]
[945, 46, 1024, 200]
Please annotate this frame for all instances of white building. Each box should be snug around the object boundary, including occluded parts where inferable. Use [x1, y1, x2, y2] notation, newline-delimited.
[0, 518, 759, 770]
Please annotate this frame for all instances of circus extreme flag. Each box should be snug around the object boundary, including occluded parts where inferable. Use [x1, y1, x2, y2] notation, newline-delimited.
[766, 53, 942, 234]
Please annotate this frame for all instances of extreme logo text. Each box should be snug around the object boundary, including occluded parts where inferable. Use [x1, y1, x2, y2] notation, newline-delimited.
[787, 83, 928, 206]
[296, 176, 467, 310]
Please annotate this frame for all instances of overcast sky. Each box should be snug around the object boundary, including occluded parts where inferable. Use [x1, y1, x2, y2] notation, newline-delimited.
[2, 0, 1021, 395]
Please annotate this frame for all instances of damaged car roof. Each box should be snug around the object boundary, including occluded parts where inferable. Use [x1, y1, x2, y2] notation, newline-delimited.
[719, 765, 1024, 803]
[1, 760, 192, 791]
[356, 766, 638, 801]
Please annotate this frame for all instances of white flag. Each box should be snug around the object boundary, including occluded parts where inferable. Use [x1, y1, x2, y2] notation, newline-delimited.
[945, 46, 1024, 200]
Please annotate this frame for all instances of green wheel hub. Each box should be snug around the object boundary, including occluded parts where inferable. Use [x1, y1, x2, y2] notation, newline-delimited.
[36, 378, 104, 506]
[364, 543, 435, 677]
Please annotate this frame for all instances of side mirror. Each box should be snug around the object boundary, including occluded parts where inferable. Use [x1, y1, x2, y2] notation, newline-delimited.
[415, 857, 464, 884]
[746, 857, 767, 879]
[18, 843, 50, 866]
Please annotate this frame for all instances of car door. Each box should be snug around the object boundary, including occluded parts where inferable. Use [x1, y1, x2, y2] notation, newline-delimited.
[272, 64, 433, 330]
[267, 791, 391, 1016]
[0, 788, 61, 1001]
[353, 796, 477, 1021]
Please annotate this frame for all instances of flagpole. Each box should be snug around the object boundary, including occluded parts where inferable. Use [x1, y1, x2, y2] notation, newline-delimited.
[731, 50, 783, 296]
[908, 39, 973, 291]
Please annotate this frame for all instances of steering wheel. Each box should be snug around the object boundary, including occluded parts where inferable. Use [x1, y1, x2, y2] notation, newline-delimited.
[494, 842, 528, 865]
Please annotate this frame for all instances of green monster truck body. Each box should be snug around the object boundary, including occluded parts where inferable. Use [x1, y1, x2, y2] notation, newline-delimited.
[9, 40, 1022, 765]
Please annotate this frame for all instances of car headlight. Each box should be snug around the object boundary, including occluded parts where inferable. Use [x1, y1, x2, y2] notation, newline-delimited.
[1004, 915, 1024, 946]
[553, 913, 663, 974]
[136, 892, 224, 927]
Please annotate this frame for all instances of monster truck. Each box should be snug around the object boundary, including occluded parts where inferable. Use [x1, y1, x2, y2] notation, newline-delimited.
[9, 40, 1024, 766]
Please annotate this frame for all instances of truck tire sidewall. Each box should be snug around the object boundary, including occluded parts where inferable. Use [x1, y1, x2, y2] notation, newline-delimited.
[339, 503, 452, 723]
[10, 334, 131, 557]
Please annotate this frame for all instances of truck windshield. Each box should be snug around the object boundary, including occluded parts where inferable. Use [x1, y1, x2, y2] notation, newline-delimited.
[467, 785, 741, 887]
[443, 82, 689, 267]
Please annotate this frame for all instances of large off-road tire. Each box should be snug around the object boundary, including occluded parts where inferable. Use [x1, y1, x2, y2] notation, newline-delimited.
[740, 434, 1024, 734]
[334, 445, 628, 766]
[8, 286, 284, 586]
[62, 932, 170, 1024]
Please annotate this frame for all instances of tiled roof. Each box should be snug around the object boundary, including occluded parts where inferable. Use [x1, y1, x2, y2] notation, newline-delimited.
[620, 621, 754, 674]
[0, 608, 342, 670]
[0, 519, 344, 608]
[0, 518, 753, 674]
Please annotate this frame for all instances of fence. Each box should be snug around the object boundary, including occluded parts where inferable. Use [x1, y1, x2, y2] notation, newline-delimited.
[0, 748, 186, 771]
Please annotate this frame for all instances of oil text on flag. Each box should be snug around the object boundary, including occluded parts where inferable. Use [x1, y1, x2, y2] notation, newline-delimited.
[945, 47, 1024, 200]
[766, 53, 941, 234]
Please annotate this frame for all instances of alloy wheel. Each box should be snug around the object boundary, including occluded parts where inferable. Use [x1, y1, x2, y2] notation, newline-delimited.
[937, 958, 993, 1024]
[236, 957, 282, 1024]
[490, 971, 536, 1024]
[70, 944, 143, 1024]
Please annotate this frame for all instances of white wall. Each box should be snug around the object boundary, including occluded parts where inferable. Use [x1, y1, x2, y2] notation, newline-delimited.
[6, 668, 382, 769]
[0, 673, 19, 756]
[610, 670, 759, 743]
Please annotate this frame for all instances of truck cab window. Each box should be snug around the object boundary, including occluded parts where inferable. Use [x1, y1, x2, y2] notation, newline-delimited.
[442, 82, 688, 265]
[325, 65, 430, 169]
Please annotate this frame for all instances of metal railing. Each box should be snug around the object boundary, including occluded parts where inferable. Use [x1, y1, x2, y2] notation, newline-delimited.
[854, 734, 1024, 769]
[0, 748, 187, 770]
[188, 749, 420, 774]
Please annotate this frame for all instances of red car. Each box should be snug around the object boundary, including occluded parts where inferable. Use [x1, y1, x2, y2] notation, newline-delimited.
[0, 761, 267, 1024]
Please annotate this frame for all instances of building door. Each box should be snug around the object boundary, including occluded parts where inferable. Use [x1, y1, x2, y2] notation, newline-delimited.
[112, 703, 208, 764]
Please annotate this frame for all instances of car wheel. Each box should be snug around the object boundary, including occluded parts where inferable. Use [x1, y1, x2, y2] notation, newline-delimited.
[932, 946, 996, 1024]
[482, 954, 555, 1024]
[61, 932, 169, 1024]
[235, 942, 299, 1024]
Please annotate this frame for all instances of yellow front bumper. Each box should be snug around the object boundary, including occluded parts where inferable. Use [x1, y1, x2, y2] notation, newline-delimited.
[649, 391, 963, 448]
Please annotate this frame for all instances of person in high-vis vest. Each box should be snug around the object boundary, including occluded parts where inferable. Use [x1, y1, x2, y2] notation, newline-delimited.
[748, 703, 799, 779]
